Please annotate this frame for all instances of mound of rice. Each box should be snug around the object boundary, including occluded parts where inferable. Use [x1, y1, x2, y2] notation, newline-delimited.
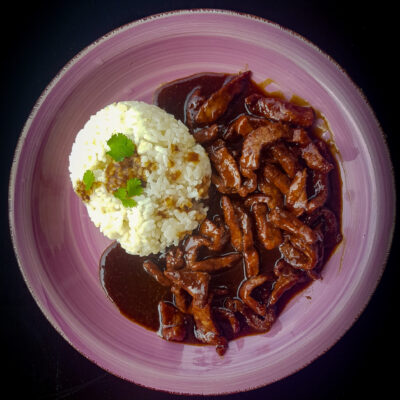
[69, 101, 211, 256]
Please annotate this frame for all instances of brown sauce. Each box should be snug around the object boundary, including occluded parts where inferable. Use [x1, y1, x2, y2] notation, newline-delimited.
[100, 242, 171, 331]
[100, 71, 342, 351]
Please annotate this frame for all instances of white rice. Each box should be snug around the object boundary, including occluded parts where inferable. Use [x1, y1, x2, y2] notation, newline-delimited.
[69, 101, 211, 256]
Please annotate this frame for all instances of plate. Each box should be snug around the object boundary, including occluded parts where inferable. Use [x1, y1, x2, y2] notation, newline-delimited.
[8, 10, 395, 395]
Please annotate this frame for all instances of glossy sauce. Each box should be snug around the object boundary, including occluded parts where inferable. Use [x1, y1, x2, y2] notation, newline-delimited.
[100, 72, 342, 340]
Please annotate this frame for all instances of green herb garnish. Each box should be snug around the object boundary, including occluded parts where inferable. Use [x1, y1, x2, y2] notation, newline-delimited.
[126, 177, 143, 197]
[106, 133, 135, 162]
[82, 169, 95, 191]
[113, 188, 138, 207]
[113, 178, 143, 208]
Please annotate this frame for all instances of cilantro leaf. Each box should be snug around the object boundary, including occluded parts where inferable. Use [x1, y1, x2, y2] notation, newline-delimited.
[126, 178, 143, 197]
[113, 187, 127, 201]
[83, 169, 95, 191]
[113, 186, 138, 208]
[106, 133, 135, 162]
[121, 197, 138, 208]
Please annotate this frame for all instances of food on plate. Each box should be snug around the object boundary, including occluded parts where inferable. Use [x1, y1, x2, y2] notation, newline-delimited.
[74, 70, 342, 356]
[69, 101, 211, 256]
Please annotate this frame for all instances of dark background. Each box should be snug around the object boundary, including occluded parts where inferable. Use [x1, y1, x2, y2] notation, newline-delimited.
[1, 0, 398, 398]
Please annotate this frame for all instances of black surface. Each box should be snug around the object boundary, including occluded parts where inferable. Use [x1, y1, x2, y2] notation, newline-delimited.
[1, 1, 398, 398]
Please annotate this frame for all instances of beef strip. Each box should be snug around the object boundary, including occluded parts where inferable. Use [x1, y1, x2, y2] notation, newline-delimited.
[158, 301, 187, 342]
[245, 93, 315, 127]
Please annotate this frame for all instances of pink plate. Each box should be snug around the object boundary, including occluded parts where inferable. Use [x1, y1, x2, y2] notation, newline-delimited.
[9, 10, 395, 395]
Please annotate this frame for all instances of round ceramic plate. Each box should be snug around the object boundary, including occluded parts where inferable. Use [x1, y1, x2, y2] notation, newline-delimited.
[9, 10, 395, 395]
